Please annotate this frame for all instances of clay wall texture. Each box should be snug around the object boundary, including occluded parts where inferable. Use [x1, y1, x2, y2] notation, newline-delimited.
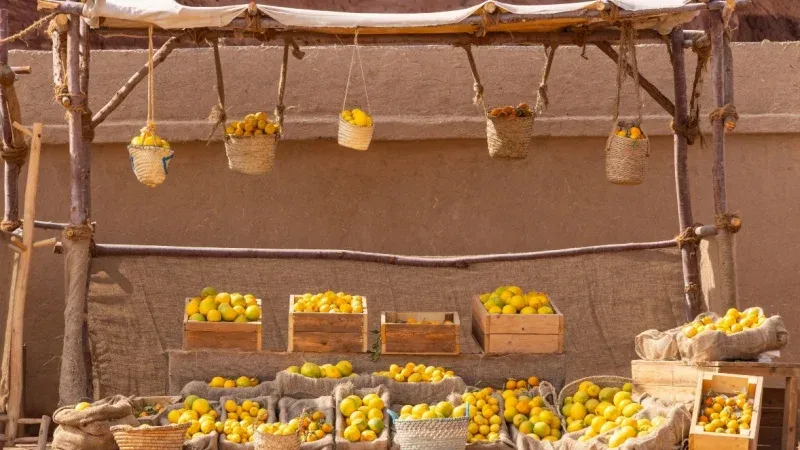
[0, 42, 798, 416]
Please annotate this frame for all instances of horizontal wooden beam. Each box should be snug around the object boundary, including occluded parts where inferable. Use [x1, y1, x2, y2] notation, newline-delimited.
[11, 66, 31, 75]
[83, 239, 678, 268]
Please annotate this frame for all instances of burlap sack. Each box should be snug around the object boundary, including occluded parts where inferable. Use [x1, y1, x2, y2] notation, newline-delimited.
[374, 375, 466, 406]
[278, 371, 373, 399]
[635, 328, 681, 361]
[52, 395, 140, 450]
[130, 395, 182, 426]
[158, 401, 222, 450]
[508, 383, 563, 450]
[450, 390, 514, 450]
[278, 396, 335, 450]
[334, 382, 391, 450]
[181, 380, 280, 402]
[677, 311, 789, 362]
[219, 395, 280, 450]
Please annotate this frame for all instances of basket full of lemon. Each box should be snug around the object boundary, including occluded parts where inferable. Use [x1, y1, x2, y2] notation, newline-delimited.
[605, 121, 649, 185]
[486, 104, 534, 160]
[224, 112, 280, 175]
[338, 108, 373, 151]
[128, 125, 174, 187]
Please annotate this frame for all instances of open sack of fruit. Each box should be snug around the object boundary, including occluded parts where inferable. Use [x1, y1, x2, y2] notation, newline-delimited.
[338, 33, 374, 151]
[111, 422, 190, 450]
[372, 363, 466, 406]
[389, 397, 470, 450]
[181, 378, 279, 402]
[158, 398, 222, 450]
[128, 27, 174, 187]
[52, 395, 140, 450]
[218, 395, 279, 450]
[129, 395, 181, 426]
[334, 382, 391, 449]
[277, 361, 373, 399]
[636, 307, 788, 362]
[507, 381, 565, 449]
[605, 25, 649, 186]
[449, 388, 515, 449]
[278, 396, 336, 450]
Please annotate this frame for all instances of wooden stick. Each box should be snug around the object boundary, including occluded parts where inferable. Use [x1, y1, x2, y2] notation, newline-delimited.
[6, 122, 42, 445]
[11, 122, 30, 137]
[594, 41, 675, 117]
[783, 376, 798, 450]
[91, 35, 179, 129]
[694, 225, 717, 237]
[1, 10, 22, 229]
[10, 67, 31, 75]
[33, 237, 57, 248]
[0, 249, 19, 417]
[67, 17, 86, 226]
[669, 26, 703, 321]
[79, 19, 92, 224]
[91, 239, 679, 268]
[709, 10, 737, 311]
[51, 25, 66, 106]
[34, 220, 69, 230]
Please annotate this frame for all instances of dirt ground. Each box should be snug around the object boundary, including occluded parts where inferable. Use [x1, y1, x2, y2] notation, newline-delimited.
[4, 0, 799, 50]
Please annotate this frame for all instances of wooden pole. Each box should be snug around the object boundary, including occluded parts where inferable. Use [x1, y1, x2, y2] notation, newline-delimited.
[89, 239, 679, 268]
[1, 10, 21, 231]
[709, 10, 738, 311]
[67, 16, 86, 226]
[5, 122, 43, 445]
[669, 26, 703, 321]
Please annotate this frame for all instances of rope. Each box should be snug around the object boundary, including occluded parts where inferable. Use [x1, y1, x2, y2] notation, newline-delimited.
[611, 23, 642, 126]
[672, 37, 712, 146]
[63, 224, 93, 242]
[205, 37, 226, 144]
[0, 220, 21, 233]
[1, 144, 27, 165]
[341, 30, 371, 114]
[709, 103, 739, 130]
[274, 40, 292, 135]
[146, 26, 156, 134]
[0, 13, 57, 44]
[533, 45, 558, 117]
[456, 44, 486, 113]
[715, 212, 742, 233]
[675, 225, 701, 249]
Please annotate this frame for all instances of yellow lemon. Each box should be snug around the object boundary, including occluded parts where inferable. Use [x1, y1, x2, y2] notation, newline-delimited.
[75, 402, 91, 411]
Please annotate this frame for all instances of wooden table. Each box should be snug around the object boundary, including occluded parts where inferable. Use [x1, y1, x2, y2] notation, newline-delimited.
[632, 360, 800, 450]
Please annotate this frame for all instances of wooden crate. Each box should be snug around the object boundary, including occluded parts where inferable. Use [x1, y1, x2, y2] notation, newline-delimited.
[471, 296, 564, 354]
[631, 359, 700, 403]
[183, 298, 262, 351]
[380, 311, 460, 355]
[288, 295, 368, 353]
[689, 372, 764, 450]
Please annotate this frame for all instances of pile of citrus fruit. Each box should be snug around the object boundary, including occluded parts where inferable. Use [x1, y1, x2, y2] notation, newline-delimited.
[186, 287, 261, 323]
[134, 402, 165, 418]
[209, 376, 259, 389]
[696, 391, 753, 434]
[226, 112, 279, 137]
[683, 307, 768, 338]
[506, 391, 561, 443]
[130, 127, 171, 149]
[488, 104, 532, 119]
[396, 401, 464, 421]
[562, 381, 643, 435]
[286, 361, 354, 379]
[293, 292, 365, 314]
[257, 410, 333, 443]
[463, 388, 503, 444]
[502, 377, 541, 395]
[614, 125, 644, 140]
[373, 363, 455, 383]
[222, 399, 270, 443]
[479, 286, 555, 315]
[339, 393, 386, 442]
[166, 395, 219, 440]
[341, 109, 373, 127]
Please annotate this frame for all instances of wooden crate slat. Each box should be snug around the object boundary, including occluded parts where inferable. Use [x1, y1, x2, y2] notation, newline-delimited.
[381, 311, 460, 355]
[290, 331, 365, 353]
[288, 295, 368, 353]
[484, 333, 563, 354]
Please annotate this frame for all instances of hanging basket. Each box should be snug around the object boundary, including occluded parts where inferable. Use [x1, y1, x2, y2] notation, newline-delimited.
[338, 117, 374, 151]
[389, 412, 469, 450]
[128, 144, 174, 188]
[110, 423, 188, 450]
[605, 123, 650, 185]
[224, 134, 278, 175]
[486, 114, 533, 160]
[253, 431, 300, 450]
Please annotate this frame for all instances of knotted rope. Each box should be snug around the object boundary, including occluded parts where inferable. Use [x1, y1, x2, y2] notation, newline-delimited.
[1, 144, 28, 165]
[63, 224, 93, 241]
[709, 104, 739, 131]
[675, 225, 702, 249]
[0, 13, 57, 44]
[205, 37, 227, 144]
[342, 30, 371, 115]
[456, 44, 486, 113]
[611, 23, 642, 128]
[274, 39, 304, 134]
[144, 26, 157, 136]
[0, 220, 21, 233]
[715, 212, 742, 233]
[534, 45, 558, 117]
[670, 36, 710, 146]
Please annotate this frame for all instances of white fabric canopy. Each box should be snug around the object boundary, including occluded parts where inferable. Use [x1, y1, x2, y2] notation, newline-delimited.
[83, 0, 694, 30]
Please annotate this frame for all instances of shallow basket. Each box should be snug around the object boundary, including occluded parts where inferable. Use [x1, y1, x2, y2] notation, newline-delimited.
[338, 117, 374, 151]
[390, 413, 469, 450]
[111, 423, 188, 450]
[225, 133, 278, 175]
[605, 130, 650, 185]
[253, 430, 300, 450]
[128, 144, 174, 187]
[486, 115, 533, 160]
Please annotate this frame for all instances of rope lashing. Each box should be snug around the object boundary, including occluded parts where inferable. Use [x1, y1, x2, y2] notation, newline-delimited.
[63, 224, 93, 241]
[0, 13, 57, 44]
[206, 37, 227, 144]
[684, 283, 700, 294]
[274, 40, 292, 134]
[670, 36, 711, 146]
[0, 220, 22, 233]
[715, 212, 742, 233]
[709, 104, 739, 131]
[675, 226, 701, 248]
[145, 25, 157, 135]
[456, 44, 486, 112]
[1, 144, 28, 165]
[341, 30, 371, 115]
[611, 23, 643, 127]
[534, 45, 558, 117]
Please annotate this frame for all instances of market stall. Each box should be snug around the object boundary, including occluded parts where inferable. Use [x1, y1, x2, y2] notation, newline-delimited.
[0, 0, 781, 448]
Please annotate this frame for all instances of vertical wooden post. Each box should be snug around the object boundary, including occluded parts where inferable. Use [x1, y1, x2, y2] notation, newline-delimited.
[5, 123, 43, 444]
[59, 14, 91, 405]
[669, 26, 703, 321]
[0, 10, 21, 230]
[709, 10, 738, 311]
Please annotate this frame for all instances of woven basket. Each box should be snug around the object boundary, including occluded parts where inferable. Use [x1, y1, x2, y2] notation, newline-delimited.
[128, 145, 174, 187]
[111, 423, 188, 450]
[338, 117, 374, 151]
[486, 115, 533, 160]
[253, 430, 300, 450]
[605, 129, 650, 185]
[391, 414, 469, 450]
[225, 134, 278, 175]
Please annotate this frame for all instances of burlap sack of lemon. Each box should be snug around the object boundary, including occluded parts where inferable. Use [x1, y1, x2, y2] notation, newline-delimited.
[224, 112, 280, 175]
[160, 396, 222, 450]
[52, 396, 140, 450]
[128, 26, 174, 187]
[218, 395, 279, 449]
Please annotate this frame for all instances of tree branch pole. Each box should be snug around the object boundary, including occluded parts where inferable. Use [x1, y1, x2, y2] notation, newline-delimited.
[89, 239, 679, 268]
[1, 10, 21, 231]
[669, 26, 703, 321]
[594, 41, 675, 117]
[709, 10, 738, 311]
[91, 35, 179, 129]
[59, 14, 90, 406]
[79, 17, 94, 400]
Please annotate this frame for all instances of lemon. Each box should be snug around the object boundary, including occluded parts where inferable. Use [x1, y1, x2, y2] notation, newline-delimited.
[131, 136, 143, 146]
[236, 376, 251, 387]
[335, 360, 353, 377]
[245, 305, 261, 321]
[224, 399, 237, 413]
[344, 425, 361, 442]
[185, 298, 201, 316]
[207, 310, 222, 322]
[218, 304, 238, 322]
[184, 395, 200, 410]
[210, 376, 225, 388]
[75, 402, 91, 411]
[502, 305, 517, 314]
[143, 136, 156, 146]
[537, 306, 554, 314]
[192, 399, 211, 415]
[533, 422, 550, 438]
[167, 409, 183, 423]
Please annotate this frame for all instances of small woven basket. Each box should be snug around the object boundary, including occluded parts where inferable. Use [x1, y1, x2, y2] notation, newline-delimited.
[128, 144, 174, 187]
[605, 127, 650, 185]
[338, 117, 374, 151]
[486, 115, 533, 160]
[253, 430, 300, 450]
[224, 134, 278, 175]
[390, 413, 469, 450]
[111, 423, 188, 450]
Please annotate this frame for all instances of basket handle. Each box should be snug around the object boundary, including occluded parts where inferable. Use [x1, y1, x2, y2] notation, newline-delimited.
[457, 44, 486, 114]
[342, 29, 371, 114]
[611, 23, 643, 129]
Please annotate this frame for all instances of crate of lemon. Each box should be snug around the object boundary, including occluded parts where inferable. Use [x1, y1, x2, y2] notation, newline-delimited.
[184, 288, 262, 352]
[472, 286, 564, 354]
[224, 112, 280, 175]
[689, 372, 763, 450]
[605, 122, 649, 186]
[380, 312, 460, 355]
[288, 292, 368, 353]
[339, 109, 374, 151]
[128, 127, 174, 187]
